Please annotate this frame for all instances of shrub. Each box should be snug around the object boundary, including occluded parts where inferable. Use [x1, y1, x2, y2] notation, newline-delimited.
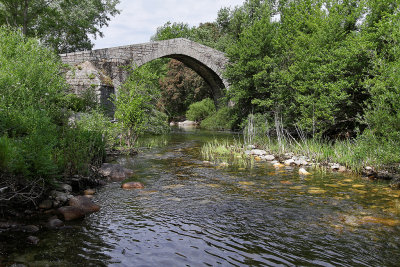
[186, 98, 216, 122]
[201, 107, 235, 130]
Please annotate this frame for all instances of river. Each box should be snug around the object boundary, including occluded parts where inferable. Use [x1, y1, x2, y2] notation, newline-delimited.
[1, 129, 400, 266]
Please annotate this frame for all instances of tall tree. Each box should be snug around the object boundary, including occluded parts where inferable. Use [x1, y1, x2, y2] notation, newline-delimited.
[0, 0, 120, 53]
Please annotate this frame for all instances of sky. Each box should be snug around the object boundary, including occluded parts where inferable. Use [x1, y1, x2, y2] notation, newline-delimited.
[91, 0, 245, 49]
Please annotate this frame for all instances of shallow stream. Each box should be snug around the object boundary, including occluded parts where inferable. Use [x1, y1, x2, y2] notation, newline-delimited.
[2, 129, 400, 266]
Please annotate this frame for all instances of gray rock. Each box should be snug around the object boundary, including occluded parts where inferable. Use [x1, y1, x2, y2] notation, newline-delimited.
[39, 199, 53, 209]
[99, 163, 134, 181]
[59, 184, 72, 193]
[178, 120, 197, 127]
[284, 153, 294, 159]
[284, 159, 295, 166]
[295, 159, 308, 166]
[247, 145, 256, 149]
[263, 155, 275, 161]
[250, 149, 267, 156]
[331, 164, 340, 170]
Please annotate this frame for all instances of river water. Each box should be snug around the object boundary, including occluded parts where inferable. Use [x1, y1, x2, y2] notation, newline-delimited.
[2, 129, 400, 266]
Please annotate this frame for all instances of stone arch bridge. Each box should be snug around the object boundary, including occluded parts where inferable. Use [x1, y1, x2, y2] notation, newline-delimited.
[60, 38, 229, 109]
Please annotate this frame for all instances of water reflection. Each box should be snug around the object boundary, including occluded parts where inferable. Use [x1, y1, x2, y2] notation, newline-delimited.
[2, 130, 400, 266]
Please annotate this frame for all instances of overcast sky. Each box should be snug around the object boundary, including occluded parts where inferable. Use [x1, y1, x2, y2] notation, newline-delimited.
[92, 0, 245, 49]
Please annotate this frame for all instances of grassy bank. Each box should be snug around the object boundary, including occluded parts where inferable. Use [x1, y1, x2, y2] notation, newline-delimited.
[202, 135, 400, 176]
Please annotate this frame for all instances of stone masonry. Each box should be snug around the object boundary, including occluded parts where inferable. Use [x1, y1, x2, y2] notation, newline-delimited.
[60, 38, 229, 109]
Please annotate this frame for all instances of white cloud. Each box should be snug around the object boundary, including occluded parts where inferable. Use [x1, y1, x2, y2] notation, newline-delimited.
[92, 0, 244, 49]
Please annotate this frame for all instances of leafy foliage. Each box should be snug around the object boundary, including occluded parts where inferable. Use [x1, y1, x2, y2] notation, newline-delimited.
[0, 27, 107, 183]
[201, 107, 236, 131]
[158, 59, 213, 120]
[186, 98, 216, 122]
[0, 0, 120, 53]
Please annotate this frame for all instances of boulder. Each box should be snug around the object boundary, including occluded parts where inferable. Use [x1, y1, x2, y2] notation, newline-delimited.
[178, 120, 197, 127]
[99, 163, 134, 181]
[39, 199, 53, 210]
[121, 182, 145, 190]
[69, 196, 100, 213]
[250, 149, 267, 156]
[58, 206, 86, 221]
[294, 159, 308, 166]
[263, 155, 275, 161]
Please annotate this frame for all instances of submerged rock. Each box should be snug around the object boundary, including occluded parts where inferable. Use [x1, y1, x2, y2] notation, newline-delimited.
[121, 182, 145, 189]
[58, 206, 86, 221]
[84, 189, 96, 195]
[299, 168, 311, 175]
[273, 163, 285, 168]
[69, 196, 100, 214]
[99, 163, 134, 181]
[360, 216, 400, 227]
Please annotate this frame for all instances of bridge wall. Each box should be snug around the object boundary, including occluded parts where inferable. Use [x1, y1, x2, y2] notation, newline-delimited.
[60, 39, 229, 107]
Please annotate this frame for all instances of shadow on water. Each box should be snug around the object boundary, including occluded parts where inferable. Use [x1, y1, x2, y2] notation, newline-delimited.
[2, 129, 400, 266]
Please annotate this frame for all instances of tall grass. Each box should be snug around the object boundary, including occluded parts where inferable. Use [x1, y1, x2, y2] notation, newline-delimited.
[201, 139, 254, 168]
[203, 113, 400, 173]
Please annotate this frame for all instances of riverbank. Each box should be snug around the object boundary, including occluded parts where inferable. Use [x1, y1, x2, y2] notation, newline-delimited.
[201, 139, 400, 188]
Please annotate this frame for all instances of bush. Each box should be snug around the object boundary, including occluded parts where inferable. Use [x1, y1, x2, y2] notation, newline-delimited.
[201, 107, 235, 130]
[144, 110, 170, 135]
[186, 98, 216, 122]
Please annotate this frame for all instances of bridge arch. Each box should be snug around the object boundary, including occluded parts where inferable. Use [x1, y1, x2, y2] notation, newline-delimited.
[60, 38, 229, 107]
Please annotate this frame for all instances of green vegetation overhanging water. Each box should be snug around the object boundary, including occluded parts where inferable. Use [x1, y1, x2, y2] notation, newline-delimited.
[1, 129, 400, 266]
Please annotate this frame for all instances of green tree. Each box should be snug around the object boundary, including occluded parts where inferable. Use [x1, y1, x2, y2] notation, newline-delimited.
[158, 59, 213, 120]
[113, 64, 169, 147]
[0, 0, 120, 53]
[151, 21, 192, 41]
